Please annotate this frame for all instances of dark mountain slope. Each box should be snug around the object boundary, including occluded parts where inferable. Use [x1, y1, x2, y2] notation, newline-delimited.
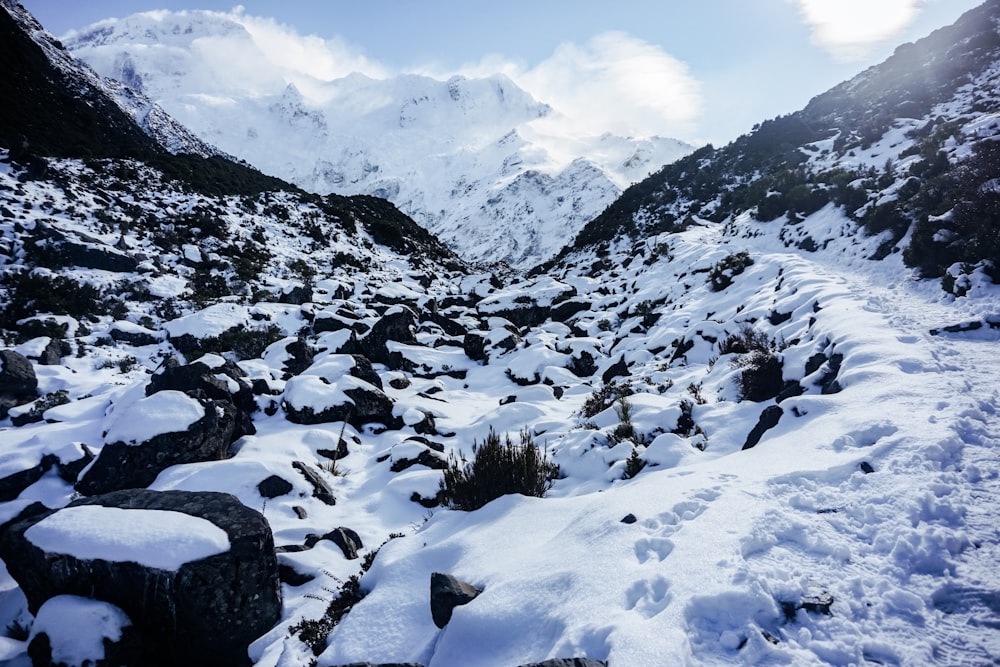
[555, 0, 1000, 283]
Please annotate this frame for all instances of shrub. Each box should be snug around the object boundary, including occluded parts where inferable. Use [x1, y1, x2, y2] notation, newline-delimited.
[709, 252, 754, 291]
[623, 447, 646, 479]
[440, 428, 559, 511]
[581, 380, 634, 419]
[720, 325, 786, 402]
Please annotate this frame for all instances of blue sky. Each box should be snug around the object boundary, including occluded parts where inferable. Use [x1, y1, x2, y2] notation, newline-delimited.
[21, 0, 985, 144]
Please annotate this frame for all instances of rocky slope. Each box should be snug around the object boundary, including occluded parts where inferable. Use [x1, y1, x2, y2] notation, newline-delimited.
[1, 1, 999, 666]
[60, 9, 693, 268]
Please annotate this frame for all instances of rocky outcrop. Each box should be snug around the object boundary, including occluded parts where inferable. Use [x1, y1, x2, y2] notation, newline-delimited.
[0, 490, 281, 667]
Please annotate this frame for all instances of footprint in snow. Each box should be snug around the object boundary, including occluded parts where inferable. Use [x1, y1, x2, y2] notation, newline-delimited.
[626, 576, 672, 618]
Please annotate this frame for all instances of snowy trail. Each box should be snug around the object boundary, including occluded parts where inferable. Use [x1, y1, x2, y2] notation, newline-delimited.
[729, 234, 1000, 665]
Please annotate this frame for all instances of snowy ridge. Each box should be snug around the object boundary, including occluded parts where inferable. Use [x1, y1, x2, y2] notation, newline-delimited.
[62, 9, 693, 267]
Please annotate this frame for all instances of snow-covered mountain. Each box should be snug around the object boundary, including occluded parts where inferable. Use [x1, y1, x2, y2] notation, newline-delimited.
[61, 9, 693, 268]
[2, 1, 1000, 666]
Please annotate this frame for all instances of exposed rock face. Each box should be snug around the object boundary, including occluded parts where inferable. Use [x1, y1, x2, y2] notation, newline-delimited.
[75, 398, 236, 495]
[430, 572, 481, 628]
[0, 349, 38, 418]
[0, 490, 281, 667]
[517, 660, 608, 667]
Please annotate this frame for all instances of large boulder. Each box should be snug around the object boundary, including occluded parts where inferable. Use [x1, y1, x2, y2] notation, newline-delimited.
[27, 595, 143, 667]
[76, 391, 236, 495]
[0, 349, 38, 418]
[0, 489, 281, 667]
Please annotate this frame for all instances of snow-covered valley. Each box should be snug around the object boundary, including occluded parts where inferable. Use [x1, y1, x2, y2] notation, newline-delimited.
[1, 0, 1000, 665]
[61, 9, 692, 268]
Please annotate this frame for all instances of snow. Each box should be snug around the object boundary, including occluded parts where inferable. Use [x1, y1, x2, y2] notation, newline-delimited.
[103, 390, 204, 444]
[24, 506, 230, 570]
[29, 596, 130, 665]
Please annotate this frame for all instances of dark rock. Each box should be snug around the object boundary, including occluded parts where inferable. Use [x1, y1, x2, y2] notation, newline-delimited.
[568, 349, 598, 378]
[76, 398, 236, 496]
[775, 380, 805, 403]
[278, 563, 315, 587]
[859, 461, 875, 474]
[819, 353, 843, 395]
[55, 444, 94, 483]
[324, 527, 363, 560]
[28, 223, 138, 272]
[283, 335, 314, 377]
[463, 332, 487, 362]
[800, 592, 834, 615]
[330, 663, 426, 667]
[742, 405, 783, 450]
[110, 325, 160, 347]
[389, 377, 411, 390]
[0, 350, 38, 417]
[499, 395, 517, 406]
[426, 312, 467, 338]
[146, 356, 256, 440]
[362, 307, 417, 368]
[601, 357, 628, 384]
[0, 489, 281, 667]
[430, 572, 481, 628]
[0, 454, 57, 502]
[281, 284, 313, 305]
[291, 461, 336, 505]
[317, 437, 350, 462]
[620, 513, 637, 524]
[258, 475, 294, 498]
[283, 382, 395, 429]
[767, 310, 792, 325]
[391, 447, 448, 473]
[410, 491, 443, 508]
[292, 505, 308, 519]
[549, 298, 591, 323]
[349, 354, 383, 390]
[37, 337, 71, 365]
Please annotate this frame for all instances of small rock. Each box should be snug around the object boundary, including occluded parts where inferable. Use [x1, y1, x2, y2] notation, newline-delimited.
[257, 475, 294, 499]
[430, 572, 481, 628]
[620, 513, 637, 524]
[291, 461, 336, 505]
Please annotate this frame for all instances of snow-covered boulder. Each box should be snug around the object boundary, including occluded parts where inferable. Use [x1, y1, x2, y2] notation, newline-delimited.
[283, 367, 395, 428]
[0, 490, 280, 667]
[361, 305, 419, 369]
[75, 391, 237, 495]
[477, 278, 577, 329]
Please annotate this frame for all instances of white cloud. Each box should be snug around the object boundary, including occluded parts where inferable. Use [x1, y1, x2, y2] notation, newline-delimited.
[228, 8, 388, 82]
[791, 0, 924, 61]
[199, 11, 702, 140]
[446, 32, 703, 139]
